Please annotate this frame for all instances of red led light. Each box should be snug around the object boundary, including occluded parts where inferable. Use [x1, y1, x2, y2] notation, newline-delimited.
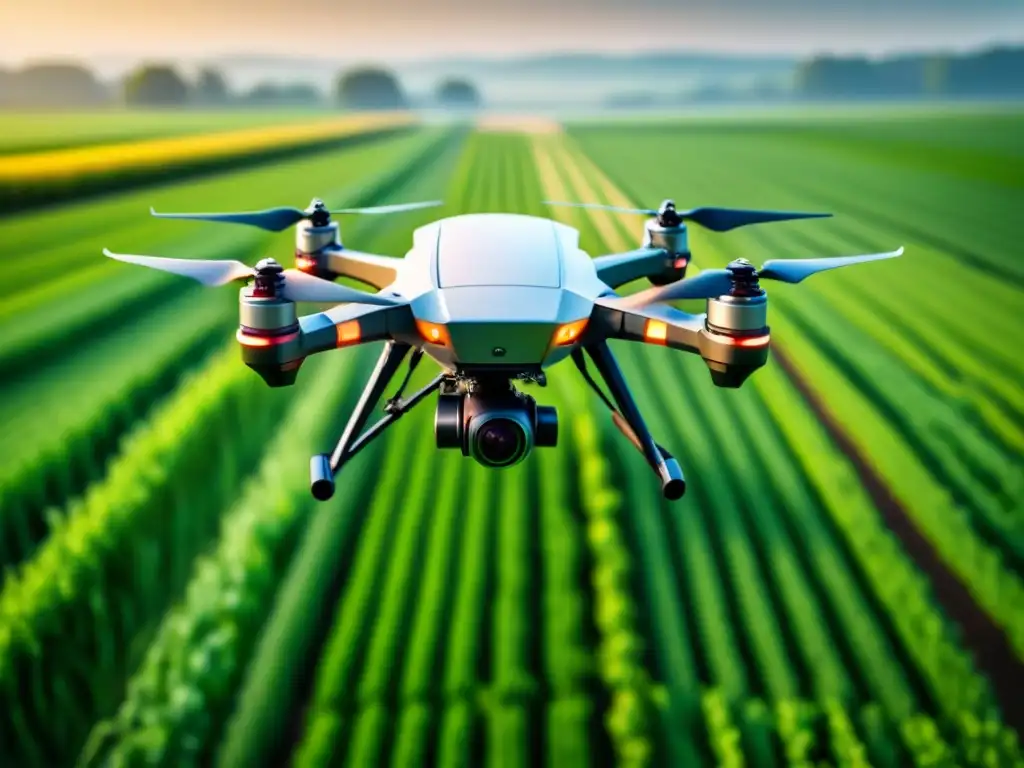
[724, 334, 770, 347]
[236, 329, 300, 347]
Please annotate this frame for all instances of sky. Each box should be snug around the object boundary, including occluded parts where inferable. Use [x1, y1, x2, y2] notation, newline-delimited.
[2, 0, 1023, 66]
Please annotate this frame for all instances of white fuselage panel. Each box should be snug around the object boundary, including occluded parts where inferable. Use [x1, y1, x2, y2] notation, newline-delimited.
[400, 213, 610, 367]
[434, 213, 563, 288]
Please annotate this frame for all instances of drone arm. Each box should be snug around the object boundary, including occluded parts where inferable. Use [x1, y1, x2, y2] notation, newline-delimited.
[297, 302, 413, 358]
[590, 296, 705, 354]
[319, 247, 403, 290]
[593, 247, 673, 290]
[588, 296, 769, 389]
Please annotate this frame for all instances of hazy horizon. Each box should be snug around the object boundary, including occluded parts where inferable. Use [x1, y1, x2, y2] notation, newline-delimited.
[2, 0, 1023, 68]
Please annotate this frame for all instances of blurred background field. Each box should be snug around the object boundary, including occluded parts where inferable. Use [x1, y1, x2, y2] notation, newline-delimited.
[2, 2, 1023, 766]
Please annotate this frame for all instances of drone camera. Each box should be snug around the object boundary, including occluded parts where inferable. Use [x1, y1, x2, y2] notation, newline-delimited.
[435, 389, 558, 468]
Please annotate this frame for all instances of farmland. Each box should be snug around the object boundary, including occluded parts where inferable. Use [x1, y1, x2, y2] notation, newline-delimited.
[0, 103, 1021, 768]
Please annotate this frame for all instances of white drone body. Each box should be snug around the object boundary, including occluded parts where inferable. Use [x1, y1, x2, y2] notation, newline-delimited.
[102, 197, 902, 502]
[393, 213, 607, 369]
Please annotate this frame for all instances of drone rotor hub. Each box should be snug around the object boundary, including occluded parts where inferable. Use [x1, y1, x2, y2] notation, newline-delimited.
[726, 258, 763, 297]
[657, 199, 682, 227]
[307, 198, 332, 227]
[253, 258, 284, 297]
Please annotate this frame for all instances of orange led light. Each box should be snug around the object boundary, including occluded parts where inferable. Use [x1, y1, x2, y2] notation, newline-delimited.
[336, 320, 361, 347]
[416, 319, 451, 347]
[673, 257, 688, 269]
[236, 329, 300, 347]
[295, 255, 316, 270]
[552, 318, 589, 347]
[644, 319, 668, 344]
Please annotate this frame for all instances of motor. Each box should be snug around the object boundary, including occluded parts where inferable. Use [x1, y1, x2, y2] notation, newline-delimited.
[435, 381, 557, 468]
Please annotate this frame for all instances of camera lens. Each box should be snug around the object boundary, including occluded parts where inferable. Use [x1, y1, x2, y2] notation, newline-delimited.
[476, 418, 525, 466]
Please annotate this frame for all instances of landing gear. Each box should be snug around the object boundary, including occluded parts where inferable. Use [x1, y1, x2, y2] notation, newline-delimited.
[309, 342, 443, 501]
[572, 343, 686, 500]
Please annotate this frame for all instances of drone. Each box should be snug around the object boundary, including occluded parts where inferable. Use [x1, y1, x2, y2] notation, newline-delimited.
[102, 196, 902, 501]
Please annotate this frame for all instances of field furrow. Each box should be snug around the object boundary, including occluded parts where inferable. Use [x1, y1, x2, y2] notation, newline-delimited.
[77, 348, 379, 767]
[5, 103, 1023, 768]
[0, 127, 464, 577]
[565, 123, 1024, 653]
[546, 122, 1023, 764]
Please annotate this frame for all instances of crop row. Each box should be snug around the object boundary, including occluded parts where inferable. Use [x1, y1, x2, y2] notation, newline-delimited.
[0, 299, 226, 572]
[560, 124, 1024, 657]
[278, 133, 603, 768]
[293, 133, 536, 766]
[0, 110, 331, 156]
[690, 132, 1024, 505]
[567, 122, 1023, 511]
[538, 130, 1022, 765]
[98, 132, 469, 768]
[3, 126, 456, 326]
[77, 347, 380, 768]
[0, 129, 463, 588]
[0, 112, 417, 211]
[664, 136, 1024, 658]
[0, 119, 468, 766]
[0, 340, 293, 767]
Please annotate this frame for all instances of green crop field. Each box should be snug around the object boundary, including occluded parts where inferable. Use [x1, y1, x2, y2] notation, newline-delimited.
[0, 104, 1021, 768]
[0, 109, 339, 155]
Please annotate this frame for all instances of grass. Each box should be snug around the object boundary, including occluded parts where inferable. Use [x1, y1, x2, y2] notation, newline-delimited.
[0, 104, 1020, 768]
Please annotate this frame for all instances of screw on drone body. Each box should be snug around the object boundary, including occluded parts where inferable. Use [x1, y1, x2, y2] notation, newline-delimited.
[252, 258, 284, 297]
[726, 258, 764, 297]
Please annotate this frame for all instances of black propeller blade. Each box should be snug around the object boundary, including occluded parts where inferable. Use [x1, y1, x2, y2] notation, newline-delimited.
[618, 247, 904, 308]
[545, 198, 831, 232]
[150, 197, 444, 232]
[102, 248, 401, 306]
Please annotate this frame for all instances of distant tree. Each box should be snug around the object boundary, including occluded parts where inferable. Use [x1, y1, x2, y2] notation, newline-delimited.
[945, 46, 1024, 95]
[0, 68, 10, 107]
[435, 77, 482, 108]
[243, 82, 323, 106]
[795, 55, 880, 97]
[921, 55, 949, 96]
[5, 62, 108, 106]
[123, 64, 189, 106]
[604, 91, 660, 109]
[795, 45, 1024, 99]
[335, 66, 407, 110]
[193, 67, 230, 105]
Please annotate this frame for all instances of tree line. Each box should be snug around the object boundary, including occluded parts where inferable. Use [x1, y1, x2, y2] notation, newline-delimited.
[796, 45, 1024, 98]
[0, 62, 482, 110]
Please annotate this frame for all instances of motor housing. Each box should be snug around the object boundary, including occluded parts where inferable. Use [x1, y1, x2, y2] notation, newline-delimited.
[644, 219, 690, 285]
[700, 292, 771, 388]
[237, 278, 304, 387]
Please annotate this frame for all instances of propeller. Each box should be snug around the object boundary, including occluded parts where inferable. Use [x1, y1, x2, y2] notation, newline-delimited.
[618, 247, 904, 308]
[149, 197, 443, 232]
[102, 249, 401, 306]
[544, 198, 831, 232]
